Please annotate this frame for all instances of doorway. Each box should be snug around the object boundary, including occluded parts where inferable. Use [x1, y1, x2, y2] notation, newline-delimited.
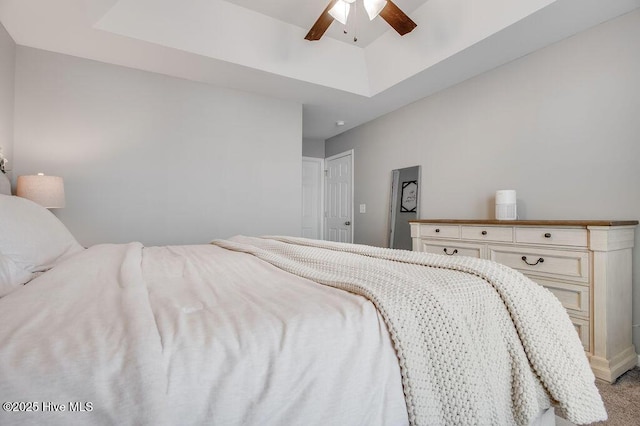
[324, 150, 354, 243]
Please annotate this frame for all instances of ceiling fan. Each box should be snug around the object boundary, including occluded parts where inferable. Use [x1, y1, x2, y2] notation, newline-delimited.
[305, 0, 417, 42]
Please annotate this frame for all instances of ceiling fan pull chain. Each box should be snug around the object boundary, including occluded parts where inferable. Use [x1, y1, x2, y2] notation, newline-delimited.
[353, 1, 358, 42]
[343, 1, 349, 34]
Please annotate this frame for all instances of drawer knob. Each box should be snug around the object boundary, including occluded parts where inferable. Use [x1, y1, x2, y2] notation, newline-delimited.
[544, 233, 551, 238]
[481, 230, 487, 235]
[435, 228, 440, 233]
[521, 256, 544, 266]
[443, 248, 458, 256]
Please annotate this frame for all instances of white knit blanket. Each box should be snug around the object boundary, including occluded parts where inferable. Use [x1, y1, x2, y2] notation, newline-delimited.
[211, 236, 607, 426]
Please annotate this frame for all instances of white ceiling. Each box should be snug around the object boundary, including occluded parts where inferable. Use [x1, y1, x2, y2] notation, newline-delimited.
[1, 0, 639, 140]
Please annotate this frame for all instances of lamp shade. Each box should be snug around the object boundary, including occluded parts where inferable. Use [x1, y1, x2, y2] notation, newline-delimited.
[328, 0, 351, 25]
[16, 174, 65, 208]
[364, 0, 387, 20]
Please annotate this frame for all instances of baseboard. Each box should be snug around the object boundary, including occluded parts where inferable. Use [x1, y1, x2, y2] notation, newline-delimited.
[590, 346, 637, 382]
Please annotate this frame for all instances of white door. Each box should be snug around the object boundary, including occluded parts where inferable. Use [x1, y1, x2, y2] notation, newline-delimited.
[301, 157, 324, 239]
[325, 150, 353, 243]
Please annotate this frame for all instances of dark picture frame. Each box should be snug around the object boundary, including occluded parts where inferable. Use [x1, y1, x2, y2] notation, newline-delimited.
[400, 180, 418, 212]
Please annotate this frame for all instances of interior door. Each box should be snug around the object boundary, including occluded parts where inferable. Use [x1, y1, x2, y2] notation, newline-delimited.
[301, 157, 323, 239]
[325, 150, 353, 243]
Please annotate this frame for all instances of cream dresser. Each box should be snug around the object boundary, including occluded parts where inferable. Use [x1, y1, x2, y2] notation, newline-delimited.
[410, 219, 638, 383]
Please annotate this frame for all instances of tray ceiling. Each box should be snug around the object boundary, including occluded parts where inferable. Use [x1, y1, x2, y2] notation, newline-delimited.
[1, 0, 639, 139]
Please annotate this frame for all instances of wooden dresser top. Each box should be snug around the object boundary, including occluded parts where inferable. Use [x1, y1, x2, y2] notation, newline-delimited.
[409, 219, 639, 226]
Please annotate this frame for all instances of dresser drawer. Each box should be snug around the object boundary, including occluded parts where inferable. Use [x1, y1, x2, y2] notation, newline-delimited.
[417, 224, 459, 239]
[411, 219, 638, 382]
[417, 240, 482, 258]
[515, 227, 587, 247]
[488, 246, 589, 283]
[571, 316, 591, 352]
[460, 225, 513, 242]
[531, 277, 590, 317]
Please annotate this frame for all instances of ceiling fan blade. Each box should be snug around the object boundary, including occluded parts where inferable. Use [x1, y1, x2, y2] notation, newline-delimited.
[379, 0, 417, 36]
[305, 0, 339, 41]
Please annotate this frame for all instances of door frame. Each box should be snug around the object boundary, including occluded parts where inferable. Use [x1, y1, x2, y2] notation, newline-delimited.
[302, 156, 325, 240]
[324, 149, 354, 243]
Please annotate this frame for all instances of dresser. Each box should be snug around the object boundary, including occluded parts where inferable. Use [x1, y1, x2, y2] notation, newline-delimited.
[410, 219, 638, 383]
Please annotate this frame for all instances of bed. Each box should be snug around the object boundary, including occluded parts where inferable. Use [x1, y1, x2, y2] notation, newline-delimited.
[0, 194, 606, 425]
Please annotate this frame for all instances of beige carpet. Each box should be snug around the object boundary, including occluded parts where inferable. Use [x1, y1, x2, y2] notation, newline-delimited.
[558, 366, 640, 425]
[590, 367, 640, 425]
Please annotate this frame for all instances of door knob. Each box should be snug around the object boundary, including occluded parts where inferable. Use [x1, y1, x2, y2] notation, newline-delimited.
[345, 221, 351, 226]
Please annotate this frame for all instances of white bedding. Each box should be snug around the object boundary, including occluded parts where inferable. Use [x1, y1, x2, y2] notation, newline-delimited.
[0, 243, 409, 425]
[0, 236, 605, 425]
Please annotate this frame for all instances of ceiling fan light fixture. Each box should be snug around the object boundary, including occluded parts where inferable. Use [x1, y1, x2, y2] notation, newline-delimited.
[305, 0, 415, 41]
[328, 0, 351, 25]
[363, 0, 387, 20]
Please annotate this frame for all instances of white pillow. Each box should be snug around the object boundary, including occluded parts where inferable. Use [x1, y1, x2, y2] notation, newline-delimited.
[0, 254, 34, 297]
[0, 194, 84, 293]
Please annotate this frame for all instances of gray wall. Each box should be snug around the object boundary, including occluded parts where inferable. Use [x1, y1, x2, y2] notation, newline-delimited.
[327, 11, 640, 351]
[302, 138, 325, 158]
[13, 47, 303, 246]
[0, 22, 14, 173]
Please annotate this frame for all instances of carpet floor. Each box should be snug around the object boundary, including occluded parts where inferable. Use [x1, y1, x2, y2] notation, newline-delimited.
[590, 367, 640, 425]
[556, 367, 640, 426]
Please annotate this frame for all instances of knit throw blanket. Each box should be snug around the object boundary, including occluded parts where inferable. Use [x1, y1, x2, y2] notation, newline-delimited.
[211, 236, 606, 425]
